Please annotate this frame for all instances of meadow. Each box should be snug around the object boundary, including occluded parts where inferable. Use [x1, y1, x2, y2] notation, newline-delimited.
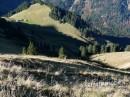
[0, 54, 130, 97]
[92, 52, 130, 69]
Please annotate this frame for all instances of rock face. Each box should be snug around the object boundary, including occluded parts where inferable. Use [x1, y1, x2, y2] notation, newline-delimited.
[2, 0, 130, 19]
[43, 0, 130, 18]
[42, 0, 130, 36]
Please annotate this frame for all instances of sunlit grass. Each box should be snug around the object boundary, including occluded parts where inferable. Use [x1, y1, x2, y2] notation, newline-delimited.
[10, 3, 85, 42]
[0, 54, 129, 97]
[92, 52, 130, 69]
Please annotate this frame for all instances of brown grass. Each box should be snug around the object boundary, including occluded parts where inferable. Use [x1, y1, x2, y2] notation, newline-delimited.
[0, 54, 130, 97]
[9, 3, 86, 42]
[91, 52, 130, 69]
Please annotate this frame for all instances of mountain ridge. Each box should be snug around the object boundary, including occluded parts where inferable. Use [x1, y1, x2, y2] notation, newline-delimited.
[1, 0, 130, 36]
[42, 0, 130, 37]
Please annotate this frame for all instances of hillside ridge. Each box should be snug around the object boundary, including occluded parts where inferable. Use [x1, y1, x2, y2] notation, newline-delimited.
[10, 3, 86, 42]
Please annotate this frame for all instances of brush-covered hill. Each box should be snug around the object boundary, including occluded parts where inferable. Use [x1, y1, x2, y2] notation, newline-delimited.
[0, 54, 130, 97]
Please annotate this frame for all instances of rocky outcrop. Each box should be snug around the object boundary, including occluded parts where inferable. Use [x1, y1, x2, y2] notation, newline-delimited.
[42, 0, 130, 36]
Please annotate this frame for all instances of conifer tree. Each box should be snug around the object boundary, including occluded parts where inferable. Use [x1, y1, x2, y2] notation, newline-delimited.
[88, 44, 93, 54]
[125, 45, 130, 51]
[26, 41, 37, 55]
[59, 46, 66, 59]
[79, 46, 86, 58]
[100, 45, 105, 53]
[22, 47, 27, 55]
[92, 45, 96, 54]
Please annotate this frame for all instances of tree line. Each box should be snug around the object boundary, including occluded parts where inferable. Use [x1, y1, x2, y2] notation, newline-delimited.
[22, 41, 130, 59]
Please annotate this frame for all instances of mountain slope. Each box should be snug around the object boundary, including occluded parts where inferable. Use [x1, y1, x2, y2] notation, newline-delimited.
[1, 0, 130, 36]
[10, 3, 85, 42]
[42, 0, 130, 37]
[4, 3, 130, 56]
[0, 4, 87, 57]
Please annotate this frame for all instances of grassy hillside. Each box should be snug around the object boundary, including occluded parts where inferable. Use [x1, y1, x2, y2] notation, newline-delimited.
[91, 52, 130, 69]
[0, 54, 130, 97]
[0, 7, 87, 57]
[10, 3, 86, 42]
[6, 3, 130, 56]
[0, 3, 89, 57]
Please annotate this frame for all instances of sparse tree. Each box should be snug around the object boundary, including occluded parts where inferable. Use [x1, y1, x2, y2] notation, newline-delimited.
[105, 45, 111, 52]
[26, 41, 37, 55]
[88, 44, 93, 54]
[22, 47, 27, 55]
[92, 44, 97, 54]
[100, 45, 105, 53]
[79, 46, 86, 58]
[125, 45, 130, 51]
[58, 46, 66, 59]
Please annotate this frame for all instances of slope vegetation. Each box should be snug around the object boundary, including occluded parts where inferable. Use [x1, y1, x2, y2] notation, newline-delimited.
[10, 3, 85, 42]
[43, 0, 130, 37]
[0, 54, 130, 97]
[0, 3, 88, 56]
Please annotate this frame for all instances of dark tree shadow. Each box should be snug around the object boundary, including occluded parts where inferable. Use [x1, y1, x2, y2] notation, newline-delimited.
[92, 31, 130, 48]
[0, 18, 86, 57]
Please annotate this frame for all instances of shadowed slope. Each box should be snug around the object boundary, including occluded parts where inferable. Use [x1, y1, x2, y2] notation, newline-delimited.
[10, 3, 86, 42]
[0, 18, 85, 57]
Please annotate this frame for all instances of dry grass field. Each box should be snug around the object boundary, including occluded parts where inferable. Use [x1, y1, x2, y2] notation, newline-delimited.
[9, 3, 86, 42]
[91, 52, 130, 69]
[0, 54, 130, 97]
